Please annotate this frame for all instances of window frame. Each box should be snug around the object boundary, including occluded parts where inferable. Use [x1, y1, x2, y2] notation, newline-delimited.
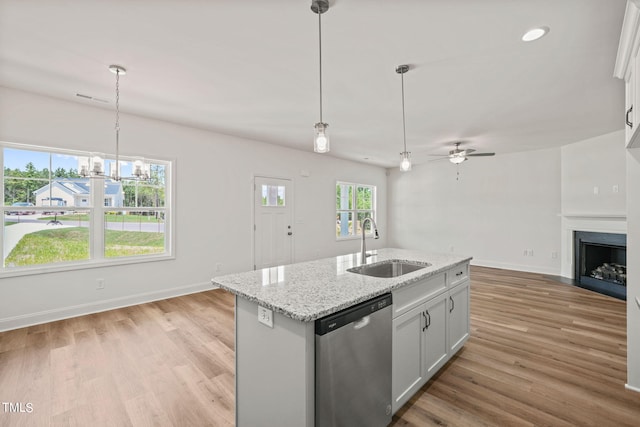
[336, 180, 377, 241]
[0, 141, 175, 277]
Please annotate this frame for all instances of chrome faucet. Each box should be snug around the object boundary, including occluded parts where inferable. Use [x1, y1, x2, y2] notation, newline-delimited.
[360, 217, 380, 263]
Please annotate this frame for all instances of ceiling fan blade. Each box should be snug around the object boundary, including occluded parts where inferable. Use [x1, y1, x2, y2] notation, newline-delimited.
[467, 152, 495, 157]
[427, 154, 450, 157]
[464, 149, 476, 155]
[428, 156, 452, 162]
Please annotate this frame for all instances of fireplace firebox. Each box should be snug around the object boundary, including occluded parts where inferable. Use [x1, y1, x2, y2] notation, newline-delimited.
[573, 231, 626, 300]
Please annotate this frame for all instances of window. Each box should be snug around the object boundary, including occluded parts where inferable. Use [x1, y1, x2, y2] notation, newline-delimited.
[336, 181, 376, 238]
[261, 184, 285, 207]
[1, 142, 172, 274]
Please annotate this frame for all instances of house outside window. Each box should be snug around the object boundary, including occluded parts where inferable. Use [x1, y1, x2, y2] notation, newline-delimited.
[336, 181, 376, 239]
[1, 142, 172, 274]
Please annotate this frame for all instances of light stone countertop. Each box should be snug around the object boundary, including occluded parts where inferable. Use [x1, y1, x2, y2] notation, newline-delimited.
[211, 248, 472, 322]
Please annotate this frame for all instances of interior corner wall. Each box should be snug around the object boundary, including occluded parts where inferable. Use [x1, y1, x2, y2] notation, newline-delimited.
[0, 86, 387, 331]
[561, 130, 626, 214]
[626, 147, 640, 390]
[387, 147, 562, 275]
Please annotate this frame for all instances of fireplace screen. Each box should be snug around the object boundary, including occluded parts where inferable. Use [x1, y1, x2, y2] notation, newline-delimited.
[574, 231, 626, 300]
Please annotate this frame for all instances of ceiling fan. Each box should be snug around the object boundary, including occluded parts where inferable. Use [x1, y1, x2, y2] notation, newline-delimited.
[429, 142, 495, 164]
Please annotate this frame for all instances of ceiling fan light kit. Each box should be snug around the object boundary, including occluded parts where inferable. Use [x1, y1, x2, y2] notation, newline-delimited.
[449, 154, 467, 164]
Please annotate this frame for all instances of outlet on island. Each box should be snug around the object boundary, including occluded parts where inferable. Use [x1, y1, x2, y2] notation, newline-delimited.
[258, 306, 273, 328]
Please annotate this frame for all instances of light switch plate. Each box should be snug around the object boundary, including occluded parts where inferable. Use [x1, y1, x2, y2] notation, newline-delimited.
[258, 306, 273, 328]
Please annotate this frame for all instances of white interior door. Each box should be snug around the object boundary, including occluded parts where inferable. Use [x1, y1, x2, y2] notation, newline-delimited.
[254, 176, 293, 270]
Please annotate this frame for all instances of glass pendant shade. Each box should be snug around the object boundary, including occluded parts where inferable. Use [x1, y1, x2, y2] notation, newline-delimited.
[91, 155, 104, 175]
[78, 156, 90, 177]
[133, 159, 151, 179]
[400, 151, 412, 171]
[314, 122, 330, 153]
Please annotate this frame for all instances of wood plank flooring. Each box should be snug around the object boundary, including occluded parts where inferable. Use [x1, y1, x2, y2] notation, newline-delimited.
[1, 266, 639, 426]
[391, 267, 640, 426]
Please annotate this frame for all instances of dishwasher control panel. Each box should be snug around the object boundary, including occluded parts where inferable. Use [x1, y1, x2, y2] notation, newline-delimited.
[315, 293, 392, 335]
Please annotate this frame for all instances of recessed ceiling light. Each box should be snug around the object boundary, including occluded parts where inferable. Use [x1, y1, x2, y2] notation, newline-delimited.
[522, 26, 549, 42]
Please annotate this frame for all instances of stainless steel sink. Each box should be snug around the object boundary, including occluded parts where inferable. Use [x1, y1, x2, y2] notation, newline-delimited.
[347, 259, 430, 278]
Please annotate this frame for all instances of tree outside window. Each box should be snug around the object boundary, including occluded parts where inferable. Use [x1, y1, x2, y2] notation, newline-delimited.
[336, 181, 376, 238]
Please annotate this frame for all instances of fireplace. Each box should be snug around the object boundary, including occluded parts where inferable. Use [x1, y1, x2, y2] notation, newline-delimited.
[573, 231, 626, 300]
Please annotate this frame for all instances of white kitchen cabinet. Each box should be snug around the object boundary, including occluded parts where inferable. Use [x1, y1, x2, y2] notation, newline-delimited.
[391, 293, 448, 414]
[614, 0, 640, 147]
[391, 262, 470, 414]
[391, 304, 426, 413]
[423, 294, 449, 377]
[448, 281, 470, 354]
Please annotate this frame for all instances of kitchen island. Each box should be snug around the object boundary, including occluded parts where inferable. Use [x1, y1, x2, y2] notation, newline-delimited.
[212, 248, 472, 427]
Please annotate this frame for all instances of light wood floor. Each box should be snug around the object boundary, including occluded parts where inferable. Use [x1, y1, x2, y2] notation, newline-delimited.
[1, 266, 639, 426]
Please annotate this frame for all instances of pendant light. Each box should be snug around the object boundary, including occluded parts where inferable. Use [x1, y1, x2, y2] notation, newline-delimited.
[312, 0, 330, 153]
[79, 65, 150, 181]
[397, 65, 412, 171]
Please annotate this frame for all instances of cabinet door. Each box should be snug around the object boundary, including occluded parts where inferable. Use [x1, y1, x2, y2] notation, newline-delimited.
[423, 294, 448, 380]
[448, 281, 470, 354]
[392, 304, 425, 414]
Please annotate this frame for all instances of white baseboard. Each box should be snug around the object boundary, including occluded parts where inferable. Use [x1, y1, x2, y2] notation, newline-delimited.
[470, 258, 560, 276]
[0, 281, 218, 332]
[625, 383, 640, 393]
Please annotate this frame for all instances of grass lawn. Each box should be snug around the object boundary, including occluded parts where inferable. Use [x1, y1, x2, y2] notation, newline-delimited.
[38, 214, 163, 223]
[105, 229, 165, 257]
[5, 227, 164, 266]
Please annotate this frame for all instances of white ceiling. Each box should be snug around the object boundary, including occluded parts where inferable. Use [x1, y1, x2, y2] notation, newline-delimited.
[0, 0, 627, 168]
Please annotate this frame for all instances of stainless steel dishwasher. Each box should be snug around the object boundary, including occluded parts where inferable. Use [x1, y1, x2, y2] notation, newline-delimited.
[315, 293, 392, 427]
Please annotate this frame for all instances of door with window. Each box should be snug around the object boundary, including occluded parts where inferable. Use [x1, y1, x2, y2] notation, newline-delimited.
[254, 177, 293, 270]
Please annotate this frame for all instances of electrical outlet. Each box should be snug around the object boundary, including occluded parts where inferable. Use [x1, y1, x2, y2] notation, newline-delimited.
[523, 249, 528, 256]
[215, 263, 223, 272]
[593, 186, 599, 195]
[528, 249, 534, 257]
[96, 278, 105, 290]
[258, 306, 273, 328]
[613, 185, 619, 194]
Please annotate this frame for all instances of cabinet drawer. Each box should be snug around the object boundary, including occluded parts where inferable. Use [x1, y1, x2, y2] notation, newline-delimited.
[448, 263, 469, 288]
[392, 273, 446, 318]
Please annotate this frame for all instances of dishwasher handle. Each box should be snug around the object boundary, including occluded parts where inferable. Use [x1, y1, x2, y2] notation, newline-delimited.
[353, 315, 370, 330]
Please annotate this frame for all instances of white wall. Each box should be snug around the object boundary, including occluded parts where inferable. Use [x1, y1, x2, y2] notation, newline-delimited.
[561, 130, 626, 214]
[388, 148, 562, 275]
[558, 131, 627, 277]
[0, 87, 387, 330]
[626, 147, 640, 390]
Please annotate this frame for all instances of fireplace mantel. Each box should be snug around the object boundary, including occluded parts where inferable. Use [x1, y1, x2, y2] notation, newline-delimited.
[560, 213, 626, 220]
[560, 213, 627, 278]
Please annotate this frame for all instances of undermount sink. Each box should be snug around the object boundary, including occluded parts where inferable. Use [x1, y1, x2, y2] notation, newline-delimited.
[347, 259, 430, 278]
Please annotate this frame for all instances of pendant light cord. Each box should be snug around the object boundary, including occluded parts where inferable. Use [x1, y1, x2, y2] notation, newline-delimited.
[401, 71, 407, 153]
[115, 69, 120, 180]
[318, 10, 323, 123]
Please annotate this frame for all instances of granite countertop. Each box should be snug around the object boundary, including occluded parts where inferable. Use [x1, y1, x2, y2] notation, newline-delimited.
[211, 248, 472, 322]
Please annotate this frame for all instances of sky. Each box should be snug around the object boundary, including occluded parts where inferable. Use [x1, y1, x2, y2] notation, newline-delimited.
[4, 148, 78, 171]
